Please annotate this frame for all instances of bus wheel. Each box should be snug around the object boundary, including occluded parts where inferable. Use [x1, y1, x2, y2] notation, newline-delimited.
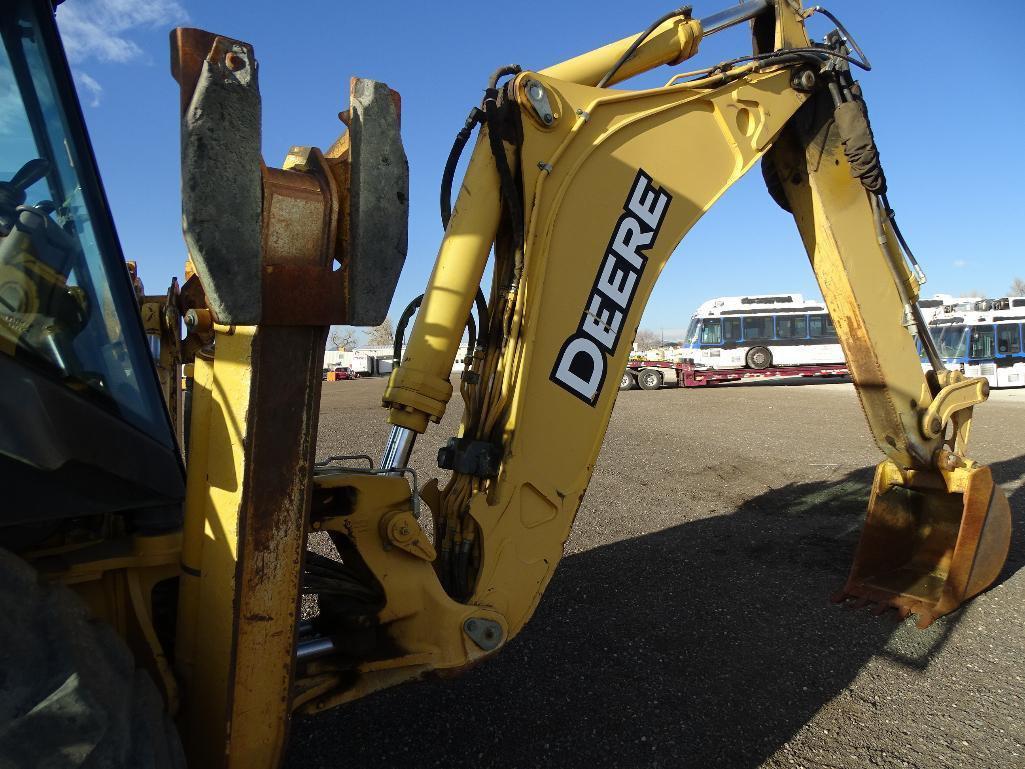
[746, 347, 772, 369]
[638, 370, 663, 390]
[620, 371, 638, 391]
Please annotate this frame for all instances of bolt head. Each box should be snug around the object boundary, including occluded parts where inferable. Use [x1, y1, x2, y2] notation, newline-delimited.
[543, 113, 553, 124]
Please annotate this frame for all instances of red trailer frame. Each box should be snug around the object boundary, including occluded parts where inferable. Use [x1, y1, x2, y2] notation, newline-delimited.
[624, 360, 848, 389]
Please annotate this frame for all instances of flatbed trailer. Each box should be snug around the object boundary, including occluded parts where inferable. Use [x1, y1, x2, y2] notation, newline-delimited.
[622, 360, 849, 390]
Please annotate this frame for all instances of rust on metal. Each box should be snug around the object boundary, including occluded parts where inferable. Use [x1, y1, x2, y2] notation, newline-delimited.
[835, 462, 1012, 627]
[260, 148, 351, 325]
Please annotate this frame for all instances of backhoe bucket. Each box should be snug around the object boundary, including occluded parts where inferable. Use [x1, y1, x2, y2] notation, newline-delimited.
[837, 461, 1011, 628]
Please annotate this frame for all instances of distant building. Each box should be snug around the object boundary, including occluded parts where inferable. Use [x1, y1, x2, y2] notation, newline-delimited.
[323, 344, 470, 376]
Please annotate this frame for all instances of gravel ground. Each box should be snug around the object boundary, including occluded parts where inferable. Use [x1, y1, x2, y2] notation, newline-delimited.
[287, 377, 1024, 769]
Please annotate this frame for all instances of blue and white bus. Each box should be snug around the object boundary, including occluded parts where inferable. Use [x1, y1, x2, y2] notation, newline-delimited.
[926, 297, 1025, 389]
[679, 294, 845, 370]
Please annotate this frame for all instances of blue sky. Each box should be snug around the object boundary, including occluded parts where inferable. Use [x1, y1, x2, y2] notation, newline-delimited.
[57, 0, 1025, 340]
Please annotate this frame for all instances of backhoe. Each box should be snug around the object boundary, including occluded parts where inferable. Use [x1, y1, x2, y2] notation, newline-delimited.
[0, 0, 1011, 766]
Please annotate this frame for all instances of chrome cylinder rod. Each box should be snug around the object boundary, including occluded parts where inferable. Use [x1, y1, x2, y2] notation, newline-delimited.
[296, 636, 335, 662]
[699, 0, 771, 36]
[380, 425, 416, 471]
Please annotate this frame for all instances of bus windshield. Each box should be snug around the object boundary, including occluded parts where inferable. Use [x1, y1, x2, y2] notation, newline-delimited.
[931, 325, 968, 359]
[684, 318, 699, 345]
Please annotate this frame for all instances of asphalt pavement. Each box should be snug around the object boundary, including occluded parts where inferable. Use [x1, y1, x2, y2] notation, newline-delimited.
[286, 377, 1024, 769]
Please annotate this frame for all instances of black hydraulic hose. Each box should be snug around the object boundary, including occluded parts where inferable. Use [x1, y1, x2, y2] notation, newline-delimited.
[483, 65, 524, 249]
[806, 6, 871, 71]
[392, 289, 489, 366]
[880, 193, 924, 280]
[473, 288, 489, 347]
[464, 311, 477, 364]
[597, 6, 693, 88]
[393, 294, 424, 364]
[440, 107, 484, 230]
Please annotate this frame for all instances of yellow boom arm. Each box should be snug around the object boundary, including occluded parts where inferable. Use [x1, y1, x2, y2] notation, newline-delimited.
[299, 0, 1010, 713]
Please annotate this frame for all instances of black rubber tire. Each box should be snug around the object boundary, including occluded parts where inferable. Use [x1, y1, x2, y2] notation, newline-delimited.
[619, 371, 638, 391]
[761, 151, 792, 213]
[0, 548, 185, 768]
[746, 346, 773, 370]
[637, 369, 663, 390]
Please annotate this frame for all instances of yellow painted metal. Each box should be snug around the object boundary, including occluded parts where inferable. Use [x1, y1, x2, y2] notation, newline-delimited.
[295, 472, 504, 713]
[462, 68, 809, 637]
[365, 0, 1012, 693]
[369, 55, 820, 696]
[540, 16, 701, 87]
[174, 352, 214, 690]
[921, 376, 989, 440]
[768, 103, 939, 469]
[844, 460, 1011, 627]
[177, 320, 321, 769]
[382, 135, 501, 431]
[383, 10, 701, 432]
[179, 326, 256, 765]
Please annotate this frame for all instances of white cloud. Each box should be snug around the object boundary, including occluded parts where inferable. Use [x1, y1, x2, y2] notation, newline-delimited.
[953, 259, 968, 269]
[55, 0, 187, 107]
[74, 71, 103, 107]
[56, 0, 188, 64]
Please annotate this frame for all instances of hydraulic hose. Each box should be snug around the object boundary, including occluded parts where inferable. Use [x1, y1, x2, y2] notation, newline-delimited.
[440, 107, 484, 231]
[597, 7, 693, 89]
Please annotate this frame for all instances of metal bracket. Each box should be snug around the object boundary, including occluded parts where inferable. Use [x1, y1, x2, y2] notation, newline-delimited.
[523, 79, 555, 125]
[315, 463, 421, 520]
[463, 617, 503, 651]
[920, 377, 989, 440]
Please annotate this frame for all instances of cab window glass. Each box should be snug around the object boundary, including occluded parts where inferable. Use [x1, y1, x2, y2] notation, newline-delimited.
[0, 6, 170, 443]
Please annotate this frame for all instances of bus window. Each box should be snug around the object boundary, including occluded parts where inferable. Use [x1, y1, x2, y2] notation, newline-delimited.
[969, 326, 995, 359]
[809, 314, 837, 338]
[934, 325, 968, 358]
[742, 315, 773, 340]
[700, 318, 723, 345]
[776, 315, 808, 339]
[997, 325, 1021, 355]
[723, 317, 742, 342]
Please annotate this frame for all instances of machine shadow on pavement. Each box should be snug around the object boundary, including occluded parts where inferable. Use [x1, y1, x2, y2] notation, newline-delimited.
[286, 455, 1024, 769]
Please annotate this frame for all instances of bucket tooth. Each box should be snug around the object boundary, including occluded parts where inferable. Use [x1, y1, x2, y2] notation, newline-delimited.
[840, 461, 1011, 627]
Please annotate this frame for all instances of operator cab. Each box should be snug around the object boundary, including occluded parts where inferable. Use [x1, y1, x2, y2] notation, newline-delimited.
[0, 1, 183, 538]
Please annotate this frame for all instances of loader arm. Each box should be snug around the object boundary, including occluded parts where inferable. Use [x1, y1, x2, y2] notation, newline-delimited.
[299, 0, 1010, 712]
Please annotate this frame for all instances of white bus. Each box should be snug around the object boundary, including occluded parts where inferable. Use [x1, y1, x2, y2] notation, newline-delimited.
[679, 294, 845, 370]
[925, 297, 1025, 388]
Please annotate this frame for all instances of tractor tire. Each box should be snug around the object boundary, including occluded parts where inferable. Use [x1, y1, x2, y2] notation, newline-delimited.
[619, 371, 638, 391]
[0, 547, 185, 769]
[746, 346, 773, 370]
[761, 151, 792, 213]
[637, 369, 663, 391]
